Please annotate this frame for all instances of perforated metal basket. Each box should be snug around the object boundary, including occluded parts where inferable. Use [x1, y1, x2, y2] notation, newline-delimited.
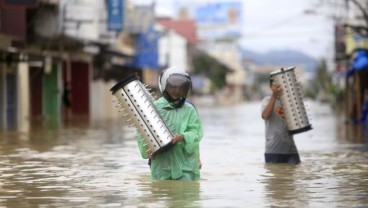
[270, 67, 312, 134]
[110, 73, 173, 155]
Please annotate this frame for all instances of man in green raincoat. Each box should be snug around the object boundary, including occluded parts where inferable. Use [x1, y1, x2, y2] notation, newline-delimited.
[136, 66, 203, 181]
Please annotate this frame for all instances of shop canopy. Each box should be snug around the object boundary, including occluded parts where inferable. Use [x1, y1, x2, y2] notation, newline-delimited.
[347, 49, 368, 77]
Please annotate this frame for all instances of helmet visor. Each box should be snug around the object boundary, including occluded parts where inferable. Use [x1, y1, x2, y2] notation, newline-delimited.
[165, 74, 191, 100]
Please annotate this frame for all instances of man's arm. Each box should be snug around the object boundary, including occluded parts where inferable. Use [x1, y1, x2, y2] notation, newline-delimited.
[262, 84, 283, 120]
[262, 94, 277, 120]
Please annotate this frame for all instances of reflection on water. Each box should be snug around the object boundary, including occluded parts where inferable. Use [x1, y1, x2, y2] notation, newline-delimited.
[136, 181, 201, 207]
[0, 101, 367, 207]
[262, 164, 305, 207]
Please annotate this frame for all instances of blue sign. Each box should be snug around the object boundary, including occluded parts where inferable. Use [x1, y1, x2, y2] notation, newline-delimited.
[107, 0, 124, 31]
[194, 2, 243, 40]
[133, 29, 160, 70]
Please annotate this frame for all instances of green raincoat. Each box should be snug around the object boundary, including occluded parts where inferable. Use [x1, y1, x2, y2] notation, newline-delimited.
[136, 97, 203, 181]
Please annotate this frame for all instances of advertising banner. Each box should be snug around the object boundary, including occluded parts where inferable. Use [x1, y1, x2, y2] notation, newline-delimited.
[133, 29, 160, 70]
[107, 0, 124, 31]
[124, 5, 154, 34]
[195, 2, 241, 24]
[193, 1, 243, 40]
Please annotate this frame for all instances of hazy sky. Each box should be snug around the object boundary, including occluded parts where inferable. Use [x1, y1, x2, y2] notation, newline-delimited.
[134, 0, 336, 59]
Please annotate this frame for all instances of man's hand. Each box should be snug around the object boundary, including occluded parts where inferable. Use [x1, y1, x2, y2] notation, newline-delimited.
[172, 134, 184, 144]
[148, 150, 155, 160]
[271, 83, 283, 98]
[275, 106, 285, 119]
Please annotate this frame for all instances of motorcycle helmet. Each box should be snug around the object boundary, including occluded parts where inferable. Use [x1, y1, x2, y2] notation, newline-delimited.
[158, 66, 192, 108]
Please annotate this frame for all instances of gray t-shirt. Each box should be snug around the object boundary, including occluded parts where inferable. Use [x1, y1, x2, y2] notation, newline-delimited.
[261, 96, 298, 154]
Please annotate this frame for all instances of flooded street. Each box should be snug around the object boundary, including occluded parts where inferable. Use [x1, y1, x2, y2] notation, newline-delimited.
[0, 100, 368, 207]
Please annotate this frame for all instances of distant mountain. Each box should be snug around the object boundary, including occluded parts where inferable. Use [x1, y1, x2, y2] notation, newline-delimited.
[241, 48, 318, 74]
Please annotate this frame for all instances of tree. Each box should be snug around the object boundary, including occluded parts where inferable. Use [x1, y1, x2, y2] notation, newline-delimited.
[307, 58, 344, 106]
[192, 53, 228, 92]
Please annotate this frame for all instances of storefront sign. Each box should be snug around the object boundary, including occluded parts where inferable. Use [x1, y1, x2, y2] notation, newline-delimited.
[107, 0, 123, 31]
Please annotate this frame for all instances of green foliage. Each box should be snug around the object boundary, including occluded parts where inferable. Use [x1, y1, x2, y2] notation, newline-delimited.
[307, 58, 344, 104]
[257, 73, 270, 84]
[192, 53, 228, 92]
[316, 59, 331, 86]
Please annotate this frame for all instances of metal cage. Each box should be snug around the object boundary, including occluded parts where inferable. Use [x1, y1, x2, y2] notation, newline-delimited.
[270, 67, 312, 134]
[110, 73, 173, 155]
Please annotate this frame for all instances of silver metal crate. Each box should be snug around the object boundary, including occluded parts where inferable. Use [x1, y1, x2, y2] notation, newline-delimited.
[110, 73, 173, 155]
[270, 67, 312, 134]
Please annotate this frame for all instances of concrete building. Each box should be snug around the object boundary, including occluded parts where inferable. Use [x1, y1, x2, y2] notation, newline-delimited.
[176, 1, 248, 104]
[0, 2, 35, 132]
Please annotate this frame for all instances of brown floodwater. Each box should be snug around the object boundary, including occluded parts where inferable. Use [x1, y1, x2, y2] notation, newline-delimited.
[0, 101, 367, 207]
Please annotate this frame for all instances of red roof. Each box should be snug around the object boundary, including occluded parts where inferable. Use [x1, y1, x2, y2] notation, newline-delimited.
[157, 18, 198, 44]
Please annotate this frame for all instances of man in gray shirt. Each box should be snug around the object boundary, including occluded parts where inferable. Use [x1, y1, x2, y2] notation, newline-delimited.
[261, 80, 301, 164]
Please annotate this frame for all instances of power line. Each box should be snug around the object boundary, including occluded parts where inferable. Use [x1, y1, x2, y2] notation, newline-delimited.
[245, 12, 307, 37]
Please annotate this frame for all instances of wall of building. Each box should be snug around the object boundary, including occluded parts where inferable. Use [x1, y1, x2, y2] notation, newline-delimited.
[16, 62, 30, 132]
[159, 30, 188, 69]
[90, 79, 120, 122]
[0, 63, 5, 130]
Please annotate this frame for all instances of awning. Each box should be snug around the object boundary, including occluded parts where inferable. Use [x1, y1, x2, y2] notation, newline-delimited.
[347, 49, 368, 77]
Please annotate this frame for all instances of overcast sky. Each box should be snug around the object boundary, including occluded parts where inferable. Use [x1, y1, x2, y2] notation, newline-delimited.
[134, 0, 336, 59]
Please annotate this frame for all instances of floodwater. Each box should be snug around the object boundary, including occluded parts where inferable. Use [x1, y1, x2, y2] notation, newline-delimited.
[0, 100, 367, 207]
